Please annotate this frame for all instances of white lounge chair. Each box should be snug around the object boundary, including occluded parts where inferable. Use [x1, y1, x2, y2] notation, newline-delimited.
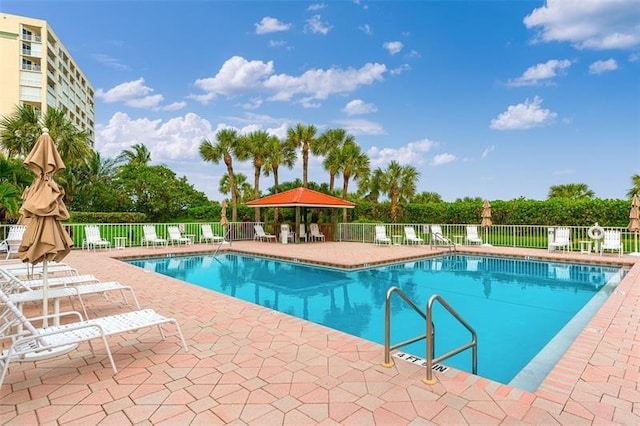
[0, 271, 140, 318]
[404, 226, 424, 245]
[310, 223, 325, 242]
[0, 262, 78, 279]
[167, 226, 191, 245]
[253, 224, 276, 242]
[430, 225, 454, 248]
[0, 291, 188, 389]
[548, 227, 571, 252]
[0, 225, 26, 259]
[142, 225, 168, 247]
[200, 224, 224, 244]
[465, 225, 483, 245]
[600, 230, 623, 257]
[84, 225, 111, 251]
[374, 225, 392, 245]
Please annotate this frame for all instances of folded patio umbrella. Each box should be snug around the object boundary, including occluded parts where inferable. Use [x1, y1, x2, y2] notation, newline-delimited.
[18, 128, 73, 326]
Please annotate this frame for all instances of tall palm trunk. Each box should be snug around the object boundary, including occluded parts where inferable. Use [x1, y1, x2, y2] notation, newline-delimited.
[253, 163, 261, 222]
[224, 156, 237, 221]
[302, 146, 309, 188]
[342, 176, 350, 223]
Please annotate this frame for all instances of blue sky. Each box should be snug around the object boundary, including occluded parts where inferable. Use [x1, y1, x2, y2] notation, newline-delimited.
[3, 0, 639, 201]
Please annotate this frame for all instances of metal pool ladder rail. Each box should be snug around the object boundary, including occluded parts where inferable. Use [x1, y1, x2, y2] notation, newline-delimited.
[381, 287, 477, 385]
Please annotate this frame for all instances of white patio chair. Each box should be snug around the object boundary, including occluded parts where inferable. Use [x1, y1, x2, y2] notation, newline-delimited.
[253, 224, 276, 242]
[600, 230, 623, 257]
[167, 226, 191, 245]
[403, 226, 424, 245]
[0, 291, 188, 389]
[310, 223, 325, 242]
[84, 225, 111, 251]
[280, 224, 294, 243]
[548, 227, 572, 252]
[465, 225, 483, 245]
[142, 225, 168, 247]
[299, 223, 308, 242]
[374, 225, 392, 245]
[430, 225, 454, 248]
[200, 224, 224, 244]
[0, 225, 26, 259]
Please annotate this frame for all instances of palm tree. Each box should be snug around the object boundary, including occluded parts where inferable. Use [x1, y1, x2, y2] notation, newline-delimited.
[286, 123, 317, 188]
[219, 173, 252, 203]
[627, 174, 640, 199]
[318, 128, 355, 193]
[548, 183, 595, 199]
[412, 191, 442, 204]
[339, 141, 370, 222]
[357, 168, 384, 202]
[263, 136, 297, 221]
[377, 160, 420, 223]
[200, 128, 240, 221]
[42, 108, 92, 168]
[236, 130, 274, 221]
[0, 181, 21, 222]
[117, 143, 152, 167]
[0, 105, 41, 157]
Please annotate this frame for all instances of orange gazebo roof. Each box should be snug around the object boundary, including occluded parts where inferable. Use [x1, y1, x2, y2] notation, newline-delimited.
[246, 187, 355, 208]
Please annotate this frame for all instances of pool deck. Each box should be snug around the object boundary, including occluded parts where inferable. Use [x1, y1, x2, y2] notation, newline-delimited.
[1, 241, 639, 425]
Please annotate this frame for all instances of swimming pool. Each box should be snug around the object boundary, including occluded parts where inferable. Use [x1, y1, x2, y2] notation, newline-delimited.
[128, 253, 626, 390]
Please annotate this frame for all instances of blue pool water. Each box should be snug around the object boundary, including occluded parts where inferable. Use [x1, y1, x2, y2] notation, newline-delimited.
[128, 253, 626, 389]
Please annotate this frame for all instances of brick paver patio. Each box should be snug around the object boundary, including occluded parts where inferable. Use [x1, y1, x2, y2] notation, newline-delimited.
[1, 241, 638, 425]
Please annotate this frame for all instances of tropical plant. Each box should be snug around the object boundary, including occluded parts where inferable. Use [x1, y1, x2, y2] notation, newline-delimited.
[219, 173, 252, 203]
[236, 130, 273, 221]
[548, 183, 595, 199]
[412, 191, 443, 204]
[376, 160, 420, 223]
[263, 136, 297, 221]
[318, 128, 355, 193]
[199, 128, 240, 221]
[627, 174, 640, 199]
[0, 105, 41, 157]
[338, 141, 370, 222]
[0, 181, 21, 222]
[116, 143, 152, 167]
[286, 123, 317, 188]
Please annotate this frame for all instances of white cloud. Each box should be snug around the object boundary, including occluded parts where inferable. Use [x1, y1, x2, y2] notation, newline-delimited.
[490, 96, 557, 130]
[589, 58, 618, 74]
[96, 78, 153, 103]
[630, 52, 640, 62]
[508, 59, 571, 86]
[268, 40, 288, 48]
[307, 3, 326, 12]
[383, 41, 403, 55]
[192, 56, 387, 106]
[255, 17, 291, 35]
[306, 15, 332, 35]
[95, 78, 185, 110]
[333, 118, 385, 136]
[192, 56, 275, 103]
[359, 24, 373, 35]
[92, 53, 129, 71]
[524, 0, 640, 50]
[368, 139, 437, 167]
[481, 145, 495, 159]
[96, 112, 215, 162]
[390, 64, 411, 75]
[343, 99, 377, 115]
[432, 153, 457, 166]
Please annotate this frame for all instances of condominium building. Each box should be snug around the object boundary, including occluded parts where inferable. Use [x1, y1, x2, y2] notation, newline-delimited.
[0, 13, 95, 144]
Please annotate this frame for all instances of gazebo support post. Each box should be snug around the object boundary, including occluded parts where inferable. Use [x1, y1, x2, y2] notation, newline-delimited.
[295, 206, 301, 244]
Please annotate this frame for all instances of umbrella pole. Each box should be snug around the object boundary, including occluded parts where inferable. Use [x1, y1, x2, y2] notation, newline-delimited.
[42, 259, 48, 327]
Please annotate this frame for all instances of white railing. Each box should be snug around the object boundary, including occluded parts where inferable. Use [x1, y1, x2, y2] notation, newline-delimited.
[338, 223, 638, 253]
[1, 222, 637, 254]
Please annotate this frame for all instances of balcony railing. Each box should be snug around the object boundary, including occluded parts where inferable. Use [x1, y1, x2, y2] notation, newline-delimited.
[1, 222, 637, 255]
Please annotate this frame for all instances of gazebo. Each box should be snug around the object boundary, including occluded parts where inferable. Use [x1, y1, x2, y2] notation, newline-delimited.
[246, 187, 355, 242]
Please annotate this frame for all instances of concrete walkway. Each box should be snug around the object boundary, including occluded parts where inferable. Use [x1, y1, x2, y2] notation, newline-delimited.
[1, 241, 638, 425]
